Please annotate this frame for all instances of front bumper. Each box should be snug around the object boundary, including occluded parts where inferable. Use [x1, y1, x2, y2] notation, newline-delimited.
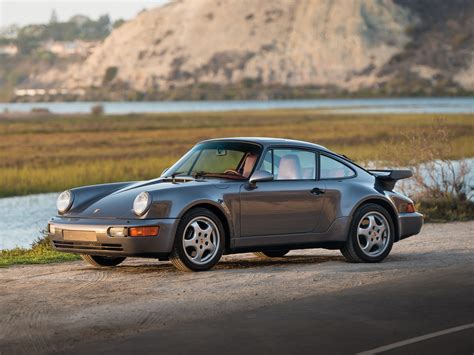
[48, 216, 179, 257]
[398, 212, 424, 240]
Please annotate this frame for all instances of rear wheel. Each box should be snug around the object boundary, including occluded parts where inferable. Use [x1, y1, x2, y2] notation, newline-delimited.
[253, 250, 290, 258]
[81, 254, 126, 267]
[170, 208, 225, 272]
[340, 204, 394, 263]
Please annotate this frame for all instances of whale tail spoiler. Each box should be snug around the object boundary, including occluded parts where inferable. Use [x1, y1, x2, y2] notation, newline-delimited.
[369, 170, 413, 191]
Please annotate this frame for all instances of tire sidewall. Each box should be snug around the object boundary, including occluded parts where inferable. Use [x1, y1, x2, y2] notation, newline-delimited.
[349, 204, 395, 262]
[173, 208, 225, 271]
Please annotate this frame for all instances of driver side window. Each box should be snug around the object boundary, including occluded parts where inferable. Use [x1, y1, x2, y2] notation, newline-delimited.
[261, 149, 316, 180]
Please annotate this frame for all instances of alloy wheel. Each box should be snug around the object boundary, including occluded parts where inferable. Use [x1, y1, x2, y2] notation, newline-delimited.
[356, 211, 391, 258]
[182, 216, 220, 265]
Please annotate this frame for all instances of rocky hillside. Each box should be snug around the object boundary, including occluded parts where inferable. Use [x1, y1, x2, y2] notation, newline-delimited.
[29, 0, 474, 100]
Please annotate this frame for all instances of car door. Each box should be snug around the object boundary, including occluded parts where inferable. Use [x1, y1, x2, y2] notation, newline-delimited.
[239, 148, 326, 237]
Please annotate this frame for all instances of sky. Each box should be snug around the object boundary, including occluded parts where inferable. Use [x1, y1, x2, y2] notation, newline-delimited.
[0, 0, 169, 28]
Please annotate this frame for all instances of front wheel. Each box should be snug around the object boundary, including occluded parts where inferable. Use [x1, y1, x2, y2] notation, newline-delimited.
[170, 208, 225, 271]
[253, 250, 290, 258]
[81, 254, 126, 267]
[340, 204, 394, 263]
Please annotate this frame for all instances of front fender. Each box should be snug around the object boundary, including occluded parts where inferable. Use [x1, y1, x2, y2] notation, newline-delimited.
[155, 184, 239, 240]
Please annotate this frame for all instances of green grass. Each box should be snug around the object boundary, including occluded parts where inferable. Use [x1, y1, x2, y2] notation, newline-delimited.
[0, 237, 80, 267]
[1, 110, 473, 197]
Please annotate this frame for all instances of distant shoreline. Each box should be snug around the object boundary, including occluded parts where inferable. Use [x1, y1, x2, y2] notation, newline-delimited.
[1, 97, 474, 116]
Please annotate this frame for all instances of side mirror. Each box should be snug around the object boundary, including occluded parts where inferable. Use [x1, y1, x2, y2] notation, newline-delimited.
[161, 167, 169, 176]
[249, 170, 274, 185]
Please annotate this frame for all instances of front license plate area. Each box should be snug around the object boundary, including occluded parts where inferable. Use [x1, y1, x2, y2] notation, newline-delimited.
[63, 230, 97, 242]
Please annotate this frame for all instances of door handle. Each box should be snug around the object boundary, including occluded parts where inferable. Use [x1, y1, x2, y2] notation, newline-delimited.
[310, 187, 325, 195]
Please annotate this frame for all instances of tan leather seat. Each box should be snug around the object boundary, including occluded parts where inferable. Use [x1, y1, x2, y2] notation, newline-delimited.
[277, 154, 302, 180]
[242, 153, 258, 177]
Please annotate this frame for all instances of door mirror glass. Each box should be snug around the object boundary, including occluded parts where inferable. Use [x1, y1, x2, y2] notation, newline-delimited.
[249, 170, 274, 185]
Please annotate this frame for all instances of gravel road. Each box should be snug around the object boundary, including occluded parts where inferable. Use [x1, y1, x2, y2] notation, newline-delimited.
[0, 221, 473, 354]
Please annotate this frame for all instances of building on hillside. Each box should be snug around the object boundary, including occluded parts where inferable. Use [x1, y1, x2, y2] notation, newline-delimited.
[41, 40, 99, 57]
[0, 25, 20, 39]
[0, 44, 18, 56]
[14, 88, 86, 97]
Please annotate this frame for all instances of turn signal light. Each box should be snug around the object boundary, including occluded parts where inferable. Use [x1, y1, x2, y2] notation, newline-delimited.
[129, 226, 160, 237]
[406, 203, 416, 213]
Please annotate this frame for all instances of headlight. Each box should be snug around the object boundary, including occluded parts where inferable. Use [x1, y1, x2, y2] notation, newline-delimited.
[133, 192, 152, 216]
[57, 190, 74, 214]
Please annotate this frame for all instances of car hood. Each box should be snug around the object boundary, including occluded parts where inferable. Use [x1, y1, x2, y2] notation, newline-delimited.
[63, 178, 229, 219]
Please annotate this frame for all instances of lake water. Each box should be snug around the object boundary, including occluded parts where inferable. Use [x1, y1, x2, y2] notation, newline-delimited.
[0, 193, 57, 250]
[1, 159, 472, 250]
[1, 97, 473, 115]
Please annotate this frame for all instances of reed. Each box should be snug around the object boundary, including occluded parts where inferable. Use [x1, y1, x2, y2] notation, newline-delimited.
[1, 110, 472, 197]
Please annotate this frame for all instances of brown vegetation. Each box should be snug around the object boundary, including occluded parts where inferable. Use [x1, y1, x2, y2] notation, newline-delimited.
[382, 118, 473, 222]
[0, 110, 472, 198]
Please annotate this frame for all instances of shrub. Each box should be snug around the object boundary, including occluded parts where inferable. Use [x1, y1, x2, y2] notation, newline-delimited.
[382, 119, 472, 222]
[416, 197, 474, 223]
[91, 104, 104, 115]
[102, 66, 118, 85]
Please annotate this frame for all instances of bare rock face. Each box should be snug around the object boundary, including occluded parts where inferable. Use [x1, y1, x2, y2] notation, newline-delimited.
[35, 0, 416, 92]
[31, 0, 474, 95]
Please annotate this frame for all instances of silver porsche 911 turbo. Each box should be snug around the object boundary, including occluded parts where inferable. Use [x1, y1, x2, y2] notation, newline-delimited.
[48, 137, 423, 271]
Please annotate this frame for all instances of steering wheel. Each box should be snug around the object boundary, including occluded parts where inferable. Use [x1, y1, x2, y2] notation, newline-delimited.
[224, 169, 241, 176]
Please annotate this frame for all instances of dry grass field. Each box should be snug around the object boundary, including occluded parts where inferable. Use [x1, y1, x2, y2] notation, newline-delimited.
[0, 110, 473, 197]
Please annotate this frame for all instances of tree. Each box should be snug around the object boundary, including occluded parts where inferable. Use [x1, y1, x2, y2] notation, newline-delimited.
[50, 9, 59, 24]
[113, 19, 126, 29]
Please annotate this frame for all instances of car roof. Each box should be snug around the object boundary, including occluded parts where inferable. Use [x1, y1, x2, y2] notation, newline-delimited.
[200, 137, 331, 152]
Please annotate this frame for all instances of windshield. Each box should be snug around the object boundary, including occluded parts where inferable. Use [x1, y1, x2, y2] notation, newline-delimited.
[164, 141, 262, 179]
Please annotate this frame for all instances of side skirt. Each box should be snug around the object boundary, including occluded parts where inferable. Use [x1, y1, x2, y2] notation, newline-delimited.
[226, 241, 344, 255]
[230, 216, 350, 251]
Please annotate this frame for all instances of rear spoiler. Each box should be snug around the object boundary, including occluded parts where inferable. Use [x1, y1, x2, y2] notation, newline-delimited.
[369, 170, 413, 191]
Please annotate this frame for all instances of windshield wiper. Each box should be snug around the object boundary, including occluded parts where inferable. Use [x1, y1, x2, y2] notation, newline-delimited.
[163, 171, 194, 180]
[191, 171, 210, 179]
[191, 171, 243, 180]
[170, 171, 188, 178]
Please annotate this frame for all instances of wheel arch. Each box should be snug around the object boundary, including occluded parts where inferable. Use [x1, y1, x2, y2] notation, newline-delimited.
[351, 197, 400, 241]
[178, 201, 233, 250]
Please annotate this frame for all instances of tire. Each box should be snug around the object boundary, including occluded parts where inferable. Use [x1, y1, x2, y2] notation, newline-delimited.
[253, 250, 290, 258]
[340, 203, 395, 263]
[170, 208, 225, 272]
[81, 254, 126, 267]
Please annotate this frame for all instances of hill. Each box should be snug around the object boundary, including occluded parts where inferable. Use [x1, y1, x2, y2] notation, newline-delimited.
[20, 0, 474, 100]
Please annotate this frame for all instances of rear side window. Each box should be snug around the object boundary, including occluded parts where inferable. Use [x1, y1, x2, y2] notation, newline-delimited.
[320, 155, 355, 179]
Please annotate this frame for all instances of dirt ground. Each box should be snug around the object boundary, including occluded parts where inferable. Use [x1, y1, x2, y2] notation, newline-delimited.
[0, 221, 473, 354]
